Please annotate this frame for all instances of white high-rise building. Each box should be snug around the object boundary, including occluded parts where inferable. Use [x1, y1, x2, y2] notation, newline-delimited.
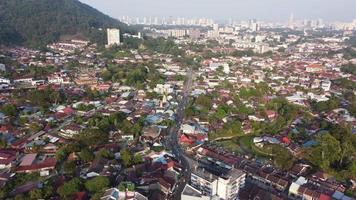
[248, 19, 259, 32]
[107, 28, 121, 47]
[189, 165, 246, 200]
[210, 24, 220, 38]
[289, 13, 295, 29]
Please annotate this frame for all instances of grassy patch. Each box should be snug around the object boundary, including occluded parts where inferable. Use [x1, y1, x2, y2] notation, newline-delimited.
[209, 133, 236, 140]
[215, 135, 275, 159]
[216, 138, 244, 154]
[238, 135, 274, 158]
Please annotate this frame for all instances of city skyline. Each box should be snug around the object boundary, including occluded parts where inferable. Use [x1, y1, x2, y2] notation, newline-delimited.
[79, 0, 356, 22]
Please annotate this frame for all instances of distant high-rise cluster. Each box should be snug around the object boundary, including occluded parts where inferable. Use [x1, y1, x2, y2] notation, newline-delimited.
[120, 15, 356, 31]
[120, 16, 215, 27]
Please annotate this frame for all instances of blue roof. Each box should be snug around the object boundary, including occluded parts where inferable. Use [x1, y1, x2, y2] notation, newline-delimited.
[352, 128, 356, 135]
[317, 130, 329, 135]
[0, 133, 15, 143]
[153, 155, 167, 164]
[291, 129, 299, 134]
[146, 114, 163, 124]
[143, 101, 155, 108]
[303, 140, 318, 148]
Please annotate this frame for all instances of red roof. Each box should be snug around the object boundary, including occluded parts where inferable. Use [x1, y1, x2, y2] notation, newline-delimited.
[11, 136, 30, 149]
[179, 134, 194, 144]
[281, 137, 291, 144]
[193, 134, 206, 141]
[16, 158, 56, 172]
[200, 147, 240, 165]
[0, 149, 16, 159]
[62, 123, 82, 132]
[44, 124, 52, 131]
[166, 160, 174, 169]
[61, 107, 74, 115]
[50, 84, 61, 91]
[308, 63, 323, 68]
[318, 194, 331, 200]
[0, 125, 12, 133]
[12, 181, 39, 194]
[55, 112, 68, 120]
[37, 85, 47, 90]
[71, 192, 87, 200]
[265, 110, 277, 118]
[180, 133, 207, 145]
[0, 155, 16, 165]
[105, 97, 118, 104]
[158, 177, 171, 189]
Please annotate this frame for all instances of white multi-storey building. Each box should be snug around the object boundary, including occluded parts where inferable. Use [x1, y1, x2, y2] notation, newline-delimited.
[107, 28, 121, 46]
[321, 80, 331, 91]
[189, 165, 246, 200]
[154, 84, 174, 95]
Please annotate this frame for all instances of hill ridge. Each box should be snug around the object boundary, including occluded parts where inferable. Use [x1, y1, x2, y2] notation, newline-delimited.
[0, 0, 132, 47]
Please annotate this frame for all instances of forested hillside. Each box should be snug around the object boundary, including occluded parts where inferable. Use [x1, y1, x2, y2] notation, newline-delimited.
[0, 0, 132, 47]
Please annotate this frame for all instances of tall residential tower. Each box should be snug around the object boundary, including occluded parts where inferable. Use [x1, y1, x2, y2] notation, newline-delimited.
[107, 28, 121, 47]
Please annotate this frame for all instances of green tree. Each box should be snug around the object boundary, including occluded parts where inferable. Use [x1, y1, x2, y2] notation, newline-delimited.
[330, 124, 356, 168]
[231, 49, 254, 57]
[118, 182, 135, 192]
[341, 63, 356, 75]
[311, 97, 340, 113]
[195, 95, 212, 109]
[41, 185, 53, 199]
[56, 148, 69, 163]
[101, 70, 113, 82]
[64, 161, 76, 175]
[0, 187, 9, 199]
[84, 176, 110, 193]
[14, 194, 25, 200]
[29, 122, 43, 132]
[272, 146, 295, 170]
[79, 148, 94, 163]
[96, 149, 114, 160]
[76, 128, 108, 147]
[29, 188, 43, 199]
[1, 104, 17, 116]
[57, 178, 82, 198]
[0, 0, 132, 47]
[304, 134, 341, 170]
[118, 182, 126, 191]
[133, 154, 143, 164]
[214, 105, 228, 120]
[120, 148, 132, 167]
[348, 101, 356, 116]
[0, 138, 7, 148]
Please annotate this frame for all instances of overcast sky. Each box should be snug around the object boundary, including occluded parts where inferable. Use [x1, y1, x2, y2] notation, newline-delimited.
[80, 0, 356, 22]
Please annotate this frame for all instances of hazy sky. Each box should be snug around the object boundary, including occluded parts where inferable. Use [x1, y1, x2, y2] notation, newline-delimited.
[80, 0, 356, 22]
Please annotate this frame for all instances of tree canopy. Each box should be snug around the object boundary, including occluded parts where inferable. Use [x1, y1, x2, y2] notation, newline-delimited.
[57, 178, 83, 198]
[1, 104, 17, 117]
[85, 176, 110, 193]
[303, 124, 356, 180]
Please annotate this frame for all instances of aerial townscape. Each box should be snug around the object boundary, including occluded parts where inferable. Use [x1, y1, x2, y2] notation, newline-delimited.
[0, 0, 355, 200]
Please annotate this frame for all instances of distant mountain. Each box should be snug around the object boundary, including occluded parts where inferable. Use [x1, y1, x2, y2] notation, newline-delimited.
[0, 0, 132, 47]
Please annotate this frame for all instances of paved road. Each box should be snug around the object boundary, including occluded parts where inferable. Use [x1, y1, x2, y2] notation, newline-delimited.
[166, 68, 194, 200]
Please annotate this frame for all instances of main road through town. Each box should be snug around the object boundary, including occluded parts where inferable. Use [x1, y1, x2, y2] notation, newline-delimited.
[167, 67, 194, 200]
